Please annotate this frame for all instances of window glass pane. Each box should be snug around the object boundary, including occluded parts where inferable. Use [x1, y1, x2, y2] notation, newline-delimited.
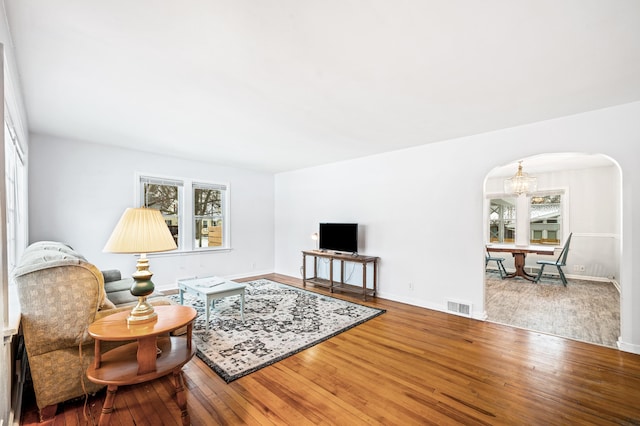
[489, 198, 516, 243]
[5, 127, 16, 270]
[194, 186, 224, 248]
[143, 183, 180, 247]
[530, 194, 562, 245]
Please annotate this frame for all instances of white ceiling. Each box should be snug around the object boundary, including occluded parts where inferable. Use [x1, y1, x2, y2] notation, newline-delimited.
[5, 1, 640, 173]
[488, 152, 617, 178]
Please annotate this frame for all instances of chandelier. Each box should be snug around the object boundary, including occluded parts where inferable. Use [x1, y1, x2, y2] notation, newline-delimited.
[504, 161, 537, 196]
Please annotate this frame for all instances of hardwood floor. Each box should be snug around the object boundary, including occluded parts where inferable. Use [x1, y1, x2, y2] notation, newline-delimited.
[21, 274, 640, 425]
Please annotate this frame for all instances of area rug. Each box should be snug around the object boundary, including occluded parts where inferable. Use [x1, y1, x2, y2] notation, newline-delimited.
[485, 272, 620, 347]
[169, 279, 385, 382]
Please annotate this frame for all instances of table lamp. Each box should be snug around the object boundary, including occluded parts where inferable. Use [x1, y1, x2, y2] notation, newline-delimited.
[104, 207, 177, 324]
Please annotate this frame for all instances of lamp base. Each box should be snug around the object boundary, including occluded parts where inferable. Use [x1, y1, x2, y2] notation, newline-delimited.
[127, 296, 158, 324]
[127, 277, 157, 325]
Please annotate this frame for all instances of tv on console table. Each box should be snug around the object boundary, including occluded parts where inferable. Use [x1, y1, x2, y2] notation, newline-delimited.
[301, 250, 378, 301]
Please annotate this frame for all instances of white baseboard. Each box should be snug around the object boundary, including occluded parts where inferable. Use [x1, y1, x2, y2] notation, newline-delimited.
[487, 266, 614, 285]
[617, 339, 640, 355]
[376, 290, 486, 321]
[224, 269, 274, 281]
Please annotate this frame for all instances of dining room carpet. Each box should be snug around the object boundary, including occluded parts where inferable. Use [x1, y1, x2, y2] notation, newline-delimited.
[485, 272, 620, 347]
[169, 279, 385, 382]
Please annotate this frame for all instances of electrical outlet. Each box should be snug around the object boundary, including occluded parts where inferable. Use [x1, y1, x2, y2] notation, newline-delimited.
[573, 265, 579, 272]
[579, 265, 585, 272]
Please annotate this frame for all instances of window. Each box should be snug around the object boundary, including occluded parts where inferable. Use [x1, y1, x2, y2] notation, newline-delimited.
[529, 194, 562, 245]
[488, 191, 564, 246]
[4, 122, 27, 274]
[138, 175, 229, 251]
[489, 198, 517, 243]
[194, 183, 226, 248]
[140, 177, 182, 248]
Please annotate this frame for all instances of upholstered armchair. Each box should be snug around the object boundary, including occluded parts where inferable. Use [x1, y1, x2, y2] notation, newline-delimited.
[13, 241, 173, 421]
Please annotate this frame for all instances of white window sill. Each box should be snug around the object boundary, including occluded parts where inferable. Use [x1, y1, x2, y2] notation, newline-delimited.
[146, 247, 233, 258]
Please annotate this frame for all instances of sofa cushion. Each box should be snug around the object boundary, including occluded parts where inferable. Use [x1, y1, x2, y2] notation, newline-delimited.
[106, 289, 166, 305]
[104, 278, 165, 305]
[104, 278, 135, 293]
[101, 269, 122, 283]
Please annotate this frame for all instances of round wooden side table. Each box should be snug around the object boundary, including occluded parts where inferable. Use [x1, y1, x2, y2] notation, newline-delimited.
[87, 305, 197, 426]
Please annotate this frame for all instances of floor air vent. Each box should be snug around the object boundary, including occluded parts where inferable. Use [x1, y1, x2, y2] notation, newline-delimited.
[446, 300, 472, 317]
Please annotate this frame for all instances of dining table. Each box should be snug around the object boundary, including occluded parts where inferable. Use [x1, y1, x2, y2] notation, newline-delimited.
[486, 243, 556, 282]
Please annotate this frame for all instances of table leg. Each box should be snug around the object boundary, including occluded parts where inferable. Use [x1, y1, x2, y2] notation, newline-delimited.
[362, 262, 367, 301]
[329, 259, 334, 292]
[98, 384, 118, 426]
[205, 296, 211, 331]
[179, 288, 184, 305]
[137, 336, 158, 375]
[508, 252, 538, 282]
[313, 254, 317, 279]
[302, 252, 307, 287]
[173, 370, 190, 426]
[240, 291, 245, 321]
[373, 260, 377, 297]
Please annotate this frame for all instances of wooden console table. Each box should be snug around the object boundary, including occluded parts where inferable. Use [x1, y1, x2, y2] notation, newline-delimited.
[86, 305, 197, 425]
[302, 250, 378, 300]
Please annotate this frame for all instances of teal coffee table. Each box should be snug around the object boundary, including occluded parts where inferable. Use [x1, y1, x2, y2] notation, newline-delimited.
[177, 277, 246, 330]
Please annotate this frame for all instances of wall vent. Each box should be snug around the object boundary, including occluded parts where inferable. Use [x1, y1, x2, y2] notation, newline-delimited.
[446, 300, 472, 317]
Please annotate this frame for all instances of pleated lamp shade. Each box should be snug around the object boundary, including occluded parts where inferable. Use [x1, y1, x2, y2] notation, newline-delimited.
[103, 207, 176, 324]
[104, 207, 177, 254]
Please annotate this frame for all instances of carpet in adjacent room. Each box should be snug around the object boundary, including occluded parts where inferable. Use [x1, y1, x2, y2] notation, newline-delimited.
[485, 273, 619, 347]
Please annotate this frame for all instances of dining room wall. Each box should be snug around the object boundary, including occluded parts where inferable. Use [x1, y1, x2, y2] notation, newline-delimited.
[274, 101, 640, 353]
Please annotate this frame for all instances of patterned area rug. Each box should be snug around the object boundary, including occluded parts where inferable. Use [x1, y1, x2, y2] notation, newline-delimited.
[485, 272, 620, 347]
[170, 279, 385, 382]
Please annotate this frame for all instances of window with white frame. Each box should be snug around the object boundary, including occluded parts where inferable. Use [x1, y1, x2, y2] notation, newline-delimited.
[529, 193, 562, 245]
[4, 122, 27, 274]
[138, 175, 229, 251]
[140, 176, 182, 247]
[488, 190, 564, 246]
[489, 197, 517, 243]
[193, 182, 226, 248]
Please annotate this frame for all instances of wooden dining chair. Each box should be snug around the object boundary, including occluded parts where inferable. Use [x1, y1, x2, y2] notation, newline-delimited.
[534, 233, 573, 286]
[486, 251, 507, 279]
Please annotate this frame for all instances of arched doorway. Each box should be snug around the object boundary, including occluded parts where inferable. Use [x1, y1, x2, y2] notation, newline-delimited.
[483, 153, 621, 348]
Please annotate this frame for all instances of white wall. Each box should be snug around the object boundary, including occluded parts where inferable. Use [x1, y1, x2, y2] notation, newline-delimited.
[28, 135, 275, 289]
[274, 101, 640, 353]
[485, 164, 620, 280]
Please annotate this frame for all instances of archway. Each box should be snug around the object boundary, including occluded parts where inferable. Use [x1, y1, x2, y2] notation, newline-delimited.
[483, 153, 621, 348]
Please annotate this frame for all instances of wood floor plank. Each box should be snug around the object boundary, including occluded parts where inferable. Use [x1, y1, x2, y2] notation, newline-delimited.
[188, 359, 275, 425]
[20, 273, 640, 425]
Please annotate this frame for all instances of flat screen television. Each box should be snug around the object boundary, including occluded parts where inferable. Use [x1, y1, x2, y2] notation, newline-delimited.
[319, 223, 358, 254]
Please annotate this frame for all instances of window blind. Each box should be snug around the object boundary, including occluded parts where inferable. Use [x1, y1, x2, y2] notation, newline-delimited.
[193, 182, 227, 191]
[140, 176, 184, 187]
